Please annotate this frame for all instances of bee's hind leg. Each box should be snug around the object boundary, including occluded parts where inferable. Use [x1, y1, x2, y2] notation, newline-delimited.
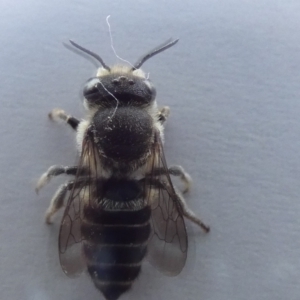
[145, 178, 210, 233]
[36, 165, 78, 194]
[174, 187, 210, 233]
[48, 108, 80, 130]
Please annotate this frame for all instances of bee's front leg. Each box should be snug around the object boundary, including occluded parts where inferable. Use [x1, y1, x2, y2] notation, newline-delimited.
[158, 106, 170, 124]
[48, 108, 80, 130]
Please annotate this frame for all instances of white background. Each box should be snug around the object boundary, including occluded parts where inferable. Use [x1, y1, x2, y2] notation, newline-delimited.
[1, 1, 300, 299]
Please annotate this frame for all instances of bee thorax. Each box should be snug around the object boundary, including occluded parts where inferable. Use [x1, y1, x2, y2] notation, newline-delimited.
[92, 107, 153, 162]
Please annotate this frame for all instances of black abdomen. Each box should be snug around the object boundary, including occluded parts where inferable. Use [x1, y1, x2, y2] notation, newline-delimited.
[82, 179, 151, 300]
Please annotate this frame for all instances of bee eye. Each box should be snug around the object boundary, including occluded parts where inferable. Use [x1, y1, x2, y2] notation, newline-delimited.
[83, 78, 101, 102]
[144, 80, 156, 101]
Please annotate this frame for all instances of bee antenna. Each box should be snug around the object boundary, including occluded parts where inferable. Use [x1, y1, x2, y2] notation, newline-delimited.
[106, 15, 135, 68]
[132, 38, 179, 70]
[69, 40, 111, 71]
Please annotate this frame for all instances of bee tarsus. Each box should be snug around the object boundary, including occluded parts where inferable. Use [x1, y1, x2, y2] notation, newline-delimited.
[36, 165, 78, 194]
[157, 106, 170, 124]
[48, 108, 80, 130]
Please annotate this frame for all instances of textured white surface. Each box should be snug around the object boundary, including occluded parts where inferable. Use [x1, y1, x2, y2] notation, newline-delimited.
[1, 0, 300, 299]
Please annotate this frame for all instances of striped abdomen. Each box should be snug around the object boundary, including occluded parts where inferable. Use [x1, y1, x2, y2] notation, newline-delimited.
[82, 204, 151, 300]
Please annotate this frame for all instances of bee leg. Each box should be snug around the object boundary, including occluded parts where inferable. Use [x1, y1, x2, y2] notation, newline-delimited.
[174, 187, 210, 233]
[158, 106, 170, 124]
[44, 180, 76, 224]
[168, 165, 191, 193]
[149, 165, 192, 193]
[145, 178, 210, 232]
[36, 165, 78, 194]
[48, 108, 80, 130]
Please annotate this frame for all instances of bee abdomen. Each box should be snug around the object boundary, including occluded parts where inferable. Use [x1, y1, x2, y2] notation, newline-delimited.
[84, 245, 146, 300]
[93, 281, 133, 300]
[88, 264, 141, 300]
[82, 206, 151, 300]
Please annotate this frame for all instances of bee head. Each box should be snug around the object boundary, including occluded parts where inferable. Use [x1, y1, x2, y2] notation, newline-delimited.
[68, 39, 178, 111]
[83, 66, 156, 110]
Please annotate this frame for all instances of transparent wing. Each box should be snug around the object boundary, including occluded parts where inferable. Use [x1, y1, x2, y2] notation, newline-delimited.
[147, 131, 188, 276]
[58, 132, 101, 277]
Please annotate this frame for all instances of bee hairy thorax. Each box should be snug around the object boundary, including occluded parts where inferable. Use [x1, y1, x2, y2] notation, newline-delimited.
[91, 106, 154, 163]
[81, 178, 151, 300]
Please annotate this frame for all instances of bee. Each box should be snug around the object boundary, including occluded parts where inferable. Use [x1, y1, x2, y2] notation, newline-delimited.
[36, 38, 210, 300]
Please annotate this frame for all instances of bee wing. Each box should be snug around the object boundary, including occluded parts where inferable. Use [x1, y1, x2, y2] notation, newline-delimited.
[147, 132, 188, 276]
[58, 133, 101, 277]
